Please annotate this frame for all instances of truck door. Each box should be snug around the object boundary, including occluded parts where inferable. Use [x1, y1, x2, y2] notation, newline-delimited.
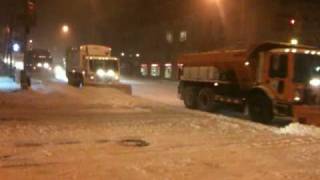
[267, 53, 292, 101]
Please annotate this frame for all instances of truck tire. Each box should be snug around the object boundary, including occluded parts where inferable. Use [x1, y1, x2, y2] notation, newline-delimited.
[248, 93, 274, 124]
[183, 86, 198, 109]
[76, 78, 84, 88]
[197, 88, 215, 112]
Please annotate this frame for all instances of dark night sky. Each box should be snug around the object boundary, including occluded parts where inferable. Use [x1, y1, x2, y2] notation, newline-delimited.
[3, 0, 320, 59]
[0, 0, 185, 57]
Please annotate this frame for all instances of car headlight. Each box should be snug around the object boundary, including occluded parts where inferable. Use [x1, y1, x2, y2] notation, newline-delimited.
[37, 63, 43, 68]
[310, 78, 320, 87]
[96, 69, 105, 77]
[106, 70, 116, 77]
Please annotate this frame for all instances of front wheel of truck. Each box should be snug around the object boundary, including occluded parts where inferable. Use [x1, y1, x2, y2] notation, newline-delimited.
[248, 93, 274, 124]
[183, 86, 198, 109]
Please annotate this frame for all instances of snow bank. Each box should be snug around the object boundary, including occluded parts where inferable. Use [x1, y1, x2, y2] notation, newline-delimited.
[276, 123, 320, 137]
[0, 77, 20, 92]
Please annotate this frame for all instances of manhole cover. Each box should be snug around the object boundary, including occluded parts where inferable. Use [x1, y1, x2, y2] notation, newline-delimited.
[56, 140, 81, 145]
[15, 142, 44, 148]
[119, 139, 149, 147]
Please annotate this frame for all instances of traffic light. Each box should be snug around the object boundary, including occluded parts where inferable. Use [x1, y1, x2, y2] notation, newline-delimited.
[25, 0, 37, 26]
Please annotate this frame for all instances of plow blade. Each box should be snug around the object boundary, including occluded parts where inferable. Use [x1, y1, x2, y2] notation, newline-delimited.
[293, 105, 320, 126]
[104, 83, 132, 95]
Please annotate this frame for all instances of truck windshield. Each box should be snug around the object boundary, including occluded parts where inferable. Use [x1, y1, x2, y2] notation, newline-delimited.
[89, 60, 118, 72]
[294, 54, 320, 83]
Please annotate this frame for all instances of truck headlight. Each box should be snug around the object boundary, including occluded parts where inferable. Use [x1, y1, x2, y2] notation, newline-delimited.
[294, 89, 304, 102]
[310, 78, 320, 87]
[96, 69, 105, 77]
[106, 70, 116, 77]
[115, 74, 119, 80]
[43, 62, 50, 69]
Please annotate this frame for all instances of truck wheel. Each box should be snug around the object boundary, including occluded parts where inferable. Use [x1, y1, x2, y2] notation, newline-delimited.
[76, 79, 84, 88]
[183, 86, 198, 109]
[197, 88, 215, 112]
[248, 93, 274, 124]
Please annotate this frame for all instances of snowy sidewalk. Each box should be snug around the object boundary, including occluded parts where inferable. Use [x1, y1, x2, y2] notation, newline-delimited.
[0, 76, 20, 92]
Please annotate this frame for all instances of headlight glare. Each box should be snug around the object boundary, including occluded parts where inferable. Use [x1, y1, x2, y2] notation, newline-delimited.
[310, 78, 320, 87]
[106, 70, 116, 77]
[96, 69, 105, 77]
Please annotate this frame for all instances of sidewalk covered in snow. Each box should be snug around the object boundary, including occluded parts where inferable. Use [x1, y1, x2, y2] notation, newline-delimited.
[0, 76, 20, 92]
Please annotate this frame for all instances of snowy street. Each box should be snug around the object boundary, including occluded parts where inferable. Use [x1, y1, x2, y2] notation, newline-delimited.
[0, 78, 320, 179]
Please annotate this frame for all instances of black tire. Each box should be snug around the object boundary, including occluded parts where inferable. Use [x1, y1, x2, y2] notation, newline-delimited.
[76, 78, 84, 88]
[197, 88, 215, 112]
[182, 86, 198, 109]
[68, 73, 83, 88]
[248, 92, 274, 124]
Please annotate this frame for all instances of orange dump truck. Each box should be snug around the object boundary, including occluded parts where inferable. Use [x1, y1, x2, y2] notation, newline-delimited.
[178, 42, 320, 125]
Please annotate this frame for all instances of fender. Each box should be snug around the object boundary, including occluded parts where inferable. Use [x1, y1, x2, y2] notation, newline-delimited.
[250, 85, 276, 103]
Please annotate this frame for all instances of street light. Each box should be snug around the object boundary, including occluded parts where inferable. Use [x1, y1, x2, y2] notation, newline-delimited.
[62, 25, 70, 34]
[13, 43, 21, 52]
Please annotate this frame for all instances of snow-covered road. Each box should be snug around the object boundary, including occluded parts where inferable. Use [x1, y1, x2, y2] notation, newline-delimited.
[0, 78, 319, 179]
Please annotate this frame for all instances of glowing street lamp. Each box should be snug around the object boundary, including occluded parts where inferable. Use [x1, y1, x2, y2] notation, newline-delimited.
[62, 25, 70, 34]
[12, 43, 21, 52]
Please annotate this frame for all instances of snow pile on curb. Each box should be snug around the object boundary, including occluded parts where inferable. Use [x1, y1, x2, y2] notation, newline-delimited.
[276, 123, 320, 137]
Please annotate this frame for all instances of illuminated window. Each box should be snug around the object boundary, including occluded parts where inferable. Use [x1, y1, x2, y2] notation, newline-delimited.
[166, 32, 173, 43]
[140, 64, 148, 77]
[164, 64, 172, 79]
[180, 31, 187, 42]
[151, 64, 160, 77]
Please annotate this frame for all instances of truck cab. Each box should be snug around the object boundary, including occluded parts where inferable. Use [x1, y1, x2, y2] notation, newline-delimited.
[83, 56, 120, 85]
[257, 48, 320, 125]
[25, 49, 53, 74]
[66, 45, 120, 87]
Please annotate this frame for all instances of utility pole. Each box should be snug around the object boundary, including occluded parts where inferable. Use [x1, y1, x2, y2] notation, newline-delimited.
[20, 0, 37, 89]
